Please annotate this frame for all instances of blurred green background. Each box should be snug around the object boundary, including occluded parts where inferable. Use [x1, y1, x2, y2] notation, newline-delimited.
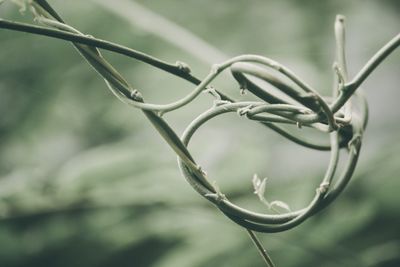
[0, 0, 399, 266]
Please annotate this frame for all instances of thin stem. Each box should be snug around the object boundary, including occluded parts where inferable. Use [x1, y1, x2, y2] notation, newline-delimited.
[178, 101, 340, 233]
[27, 0, 216, 192]
[246, 229, 276, 267]
[332, 33, 400, 113]
[351, 33, 400, 89]
[223, 55, 337, 130]
[264, 123, 334, 150]
[333, 15, 352, 126]
[0, 0, 382, 250]
[0, 17, 342, 149]
[0, 18, 200, 85]
[231, 62, 321, 111]
[334, 15, 348, 81]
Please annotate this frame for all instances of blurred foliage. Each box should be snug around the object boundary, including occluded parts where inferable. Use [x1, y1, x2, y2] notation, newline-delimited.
[0, 0, 399, 266]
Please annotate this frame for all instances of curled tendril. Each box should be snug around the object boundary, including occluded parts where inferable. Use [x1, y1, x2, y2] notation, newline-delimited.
[0, 0, 398, 245]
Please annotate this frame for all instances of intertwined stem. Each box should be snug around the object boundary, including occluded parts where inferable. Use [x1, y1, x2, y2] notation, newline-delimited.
[0, 1, 399, 266]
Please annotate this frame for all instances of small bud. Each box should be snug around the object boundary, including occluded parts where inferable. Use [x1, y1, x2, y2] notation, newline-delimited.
[175, 61, 191, 74]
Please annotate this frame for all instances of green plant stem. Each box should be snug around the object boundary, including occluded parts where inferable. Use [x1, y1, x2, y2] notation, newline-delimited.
[334, 15, 348, 81]
[177, 101, 347, 233]
[332, 33, 400, 113]
[0, 2, 394, 265]
[0, 18, 200, 85]
[231, 62, 321, 112]
[0, 17, 355, 149]
[0, 19, 329, 122]
[26, 0, 217, 193]
[247, 229, 276, 267]
[0, 18, 342, 150]
[0, 0, 381, 241]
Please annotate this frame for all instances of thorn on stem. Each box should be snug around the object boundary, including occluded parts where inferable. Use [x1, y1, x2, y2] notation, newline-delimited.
[204, 86, 222, 101]
[237, 105, 254, 116]
[318, 182, 330, 194]
[204, 181, 226, 204]
[211, 64, 221, 75]
[333, 62, 345, 89]
[213, 99, 231, 107]
[347, 134, 362, 154]
[130, 89, 143, 101]
[196, 165, 207, 177]
[175, 61, 191, 74]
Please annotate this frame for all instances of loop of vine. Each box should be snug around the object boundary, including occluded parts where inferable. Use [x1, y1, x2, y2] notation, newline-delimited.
[0, 1, 399, 266]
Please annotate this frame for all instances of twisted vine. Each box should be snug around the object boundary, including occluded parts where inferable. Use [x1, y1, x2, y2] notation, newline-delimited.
[0, 1, 399, 266]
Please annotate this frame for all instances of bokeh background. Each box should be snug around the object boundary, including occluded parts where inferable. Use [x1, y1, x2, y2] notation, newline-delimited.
[0, 0, 399, 266]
